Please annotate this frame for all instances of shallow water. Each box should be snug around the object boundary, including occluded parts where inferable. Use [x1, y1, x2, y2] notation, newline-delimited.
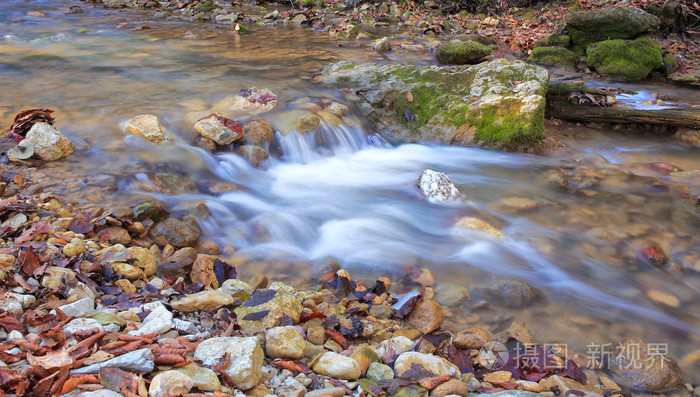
[2, 0, 700, 386]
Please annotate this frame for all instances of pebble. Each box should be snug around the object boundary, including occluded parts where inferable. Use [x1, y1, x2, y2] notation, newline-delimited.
[305, 387, 347, 397]
[275, 377, 306, 397]
[488, 280, 538, 308]
[266, 326, 305, 359]
[149, 370, 193, 397]
[62, 241, 86, 256]
[58, 297, 94, 317]
[366, 362, 394, 381]
[375, 37, 392, 52]
[194, 336, 263, 390]
[407, 299, 443, 334]
[0, 295, 23, 315]
[149, 218, 201, 248]
[394, 352, 457, 377]
[128, 302, 172, 336]
[41, 266, 76, 288]
[610, 337, 683, 392]
[219, 278, 254, 296]
[98, 226, 132, 245]
[174, 363, 221, 391]
[484, 370, 513, 383]
[124, 114, 169, 143]
[195, 114, 243, 145]
[111, 262, 144, 279]
[63, 318, 104, 334]
[171, 290, 234, 312]
[454, 216, 504, 238]
[453, 327, 490, 349]
[312, 351, 362, 380]
[540, 375, 603, 397]
[431, 378, 467, 397]
[350, 346, 380, 376]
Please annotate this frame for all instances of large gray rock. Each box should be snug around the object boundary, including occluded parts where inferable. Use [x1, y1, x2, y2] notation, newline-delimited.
[21, 122, 74, 161]
[316, 59, 549, 149]
[565, 7, 661, 47]
[194, 337, 263, 390]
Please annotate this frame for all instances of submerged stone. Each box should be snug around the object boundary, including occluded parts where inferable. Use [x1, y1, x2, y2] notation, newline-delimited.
[317, 59, 549, 148]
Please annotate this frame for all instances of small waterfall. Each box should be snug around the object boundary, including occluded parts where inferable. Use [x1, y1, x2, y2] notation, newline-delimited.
[275, 120, 371, 164]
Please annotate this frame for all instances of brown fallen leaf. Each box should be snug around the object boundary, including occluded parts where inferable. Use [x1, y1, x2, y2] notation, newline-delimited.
[271, 359, 312, 374]
[418, 374, 451, 389]
[60, 374, 100, 395]
[154, 354, 187, 365]
[8, 108, 55, 142]
[0, 316, 27, 333]
[324, 328, 349, 350]
[407, 90, 414, 103]
[28, 349, 73, 369]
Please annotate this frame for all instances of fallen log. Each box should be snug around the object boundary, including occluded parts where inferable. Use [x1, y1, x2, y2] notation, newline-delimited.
[546, 81, 700, 128]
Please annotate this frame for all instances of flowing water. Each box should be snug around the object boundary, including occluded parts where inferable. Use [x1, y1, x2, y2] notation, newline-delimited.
[2, 0, 700, 386]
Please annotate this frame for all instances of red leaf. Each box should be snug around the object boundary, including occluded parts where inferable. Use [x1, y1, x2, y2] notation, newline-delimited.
[446, 344, 474, 373]
[0, 316, 27, 333]
[8, 108, 55, 142]
[211, 113, 245, 137]
[271, 359, 312, 374]
[324, 329, 349, 350]
[69, 218, 94, 235]
[18, 246, 41, 277]
[15, 222, 51, 246]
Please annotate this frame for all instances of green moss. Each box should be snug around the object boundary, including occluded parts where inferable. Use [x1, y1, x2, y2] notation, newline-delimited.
[193, 0, 215, 12]
[529, 46, 579, 67]
[437, 39, 492, 65]
[301, 0, 313, 7]
[470, 98, 544, 144]
[337, 62, 357, 71]
[663, 52, 678, 76]
[533, 33, 571, 48]
[586, 36, 663, 81]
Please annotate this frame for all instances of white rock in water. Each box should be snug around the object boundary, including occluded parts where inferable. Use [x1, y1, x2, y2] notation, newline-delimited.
[124, 114, 169, 143]
[21, 122, 74, 161]
[128, 301, 172, 336]
[375, 37, 392, 53]
[195, 114, 242, 145]
[194, 336, 263, 390]
[71, 348, 154, 374]
[417, 169, 460, 202]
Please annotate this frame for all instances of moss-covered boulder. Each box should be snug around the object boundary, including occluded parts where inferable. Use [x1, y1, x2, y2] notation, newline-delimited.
[586, 36, 662, 82]
[565, 7, 661, 48]
[533, 33, 571, 48]
[529, 47, 578, 68]
[316, 59, 549, 148]
[436, 39, 492, 65]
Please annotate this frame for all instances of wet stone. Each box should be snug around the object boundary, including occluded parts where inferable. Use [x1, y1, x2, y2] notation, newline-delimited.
[22, 122, 74, 161]
[237, 145, 270, 167]
[243, 119, 275, 145]
[194, 336, 264, 390]
[150, 218, 201, 248]
[418, 169, 460, 203]
[453, 327, 490, 349]
[366, 362, 394, 381]
[406, 299, 444, 334]
[610, 337, 683, 392]
[265, 326, 305, 359]
[394, 352, 457, 378]
[487, 280, 538, 308]
[124, 114, 169, 143]
[195, 114, 242, 145]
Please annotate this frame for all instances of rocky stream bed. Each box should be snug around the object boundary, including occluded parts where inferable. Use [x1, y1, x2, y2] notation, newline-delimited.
[1, 0, 700, 396]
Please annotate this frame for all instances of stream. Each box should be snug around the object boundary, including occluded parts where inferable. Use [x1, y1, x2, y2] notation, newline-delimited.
[2, 0, 700, 385]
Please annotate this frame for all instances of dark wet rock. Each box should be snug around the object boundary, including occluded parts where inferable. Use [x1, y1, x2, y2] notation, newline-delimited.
[611, 337, 683, 392]
[317, 59, 549, 148]
[132, 201, 169, 222]
[487, 279, 538, 308]
[97, 227, 132, 245]
[497, 321, 534, 345]
[150, 218, 200, 248]
[453, 327, 490, 349]
[406, 299, 443, 334]
[436, 39, 492, 65]
[586, 37, 662, 82]
[540, 169, 569, 189]
[196, 136, 218, 153]
[243, 119, 275, 145]
[565, 7, 661, 48]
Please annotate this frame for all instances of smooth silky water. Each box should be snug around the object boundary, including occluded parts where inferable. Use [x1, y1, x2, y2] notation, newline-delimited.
[2, 0, 700, 383]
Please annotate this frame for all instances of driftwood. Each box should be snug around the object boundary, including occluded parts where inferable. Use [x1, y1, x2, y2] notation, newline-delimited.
[545, 81, 700, 128]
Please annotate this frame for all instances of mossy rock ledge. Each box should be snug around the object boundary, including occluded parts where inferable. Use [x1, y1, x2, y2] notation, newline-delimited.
[316, 59, 550, 149]
[565, 7, 661, 48]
